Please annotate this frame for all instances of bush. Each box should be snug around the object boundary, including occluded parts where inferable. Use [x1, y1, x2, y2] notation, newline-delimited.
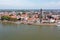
[1, 16, 10, 20]
[1, 16, 18, 21]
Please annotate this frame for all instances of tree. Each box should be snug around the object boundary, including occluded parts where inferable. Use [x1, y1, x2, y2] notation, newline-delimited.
[1, 16, 10, 20]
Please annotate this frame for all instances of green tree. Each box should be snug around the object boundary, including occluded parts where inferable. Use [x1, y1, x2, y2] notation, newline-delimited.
[1, 16, 10, 20]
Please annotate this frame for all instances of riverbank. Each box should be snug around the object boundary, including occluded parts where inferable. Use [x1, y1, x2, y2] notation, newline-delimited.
[0, 20, 57, 26]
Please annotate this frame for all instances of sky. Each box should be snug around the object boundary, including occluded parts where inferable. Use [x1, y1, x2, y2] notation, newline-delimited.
[0, 0, 60, 9]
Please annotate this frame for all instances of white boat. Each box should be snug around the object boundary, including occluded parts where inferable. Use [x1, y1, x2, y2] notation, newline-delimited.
[15, 21, 21, 24]
[56, 22, 60, 26]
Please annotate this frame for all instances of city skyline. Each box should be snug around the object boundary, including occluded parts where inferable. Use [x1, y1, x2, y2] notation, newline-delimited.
[0, 0, 60, 9]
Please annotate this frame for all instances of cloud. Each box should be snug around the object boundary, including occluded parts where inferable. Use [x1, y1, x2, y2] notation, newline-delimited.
[0, 0, 36, 9]
[42, 1, 60, 9]
[34, 1, 60, 9]
[0, 0, 60, 9]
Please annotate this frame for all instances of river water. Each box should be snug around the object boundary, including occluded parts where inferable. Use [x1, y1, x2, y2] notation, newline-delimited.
[0, 22, 60, 40]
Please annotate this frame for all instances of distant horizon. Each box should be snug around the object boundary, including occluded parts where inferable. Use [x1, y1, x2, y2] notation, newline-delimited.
[0, 8, 60, 10]
[1, 8, 60, 9]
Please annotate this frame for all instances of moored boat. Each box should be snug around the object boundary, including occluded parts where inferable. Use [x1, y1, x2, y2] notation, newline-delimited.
[56, 22, 60, 26]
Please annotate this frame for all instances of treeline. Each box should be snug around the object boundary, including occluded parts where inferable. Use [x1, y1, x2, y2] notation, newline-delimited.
[1, 16, 18, 21]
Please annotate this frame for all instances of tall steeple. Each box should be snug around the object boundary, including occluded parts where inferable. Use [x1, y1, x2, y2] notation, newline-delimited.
[39, 8, 43, 23]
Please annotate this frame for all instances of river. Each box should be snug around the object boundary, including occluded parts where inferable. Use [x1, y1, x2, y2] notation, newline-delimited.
[0, 22, 60, 40]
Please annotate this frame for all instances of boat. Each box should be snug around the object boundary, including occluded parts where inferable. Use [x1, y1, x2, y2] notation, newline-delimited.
[56, 22, 60, 27]
[14, 21, 21, 24]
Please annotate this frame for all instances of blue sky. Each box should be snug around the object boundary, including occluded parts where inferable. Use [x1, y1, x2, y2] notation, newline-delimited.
[0, 0, 60, 9]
